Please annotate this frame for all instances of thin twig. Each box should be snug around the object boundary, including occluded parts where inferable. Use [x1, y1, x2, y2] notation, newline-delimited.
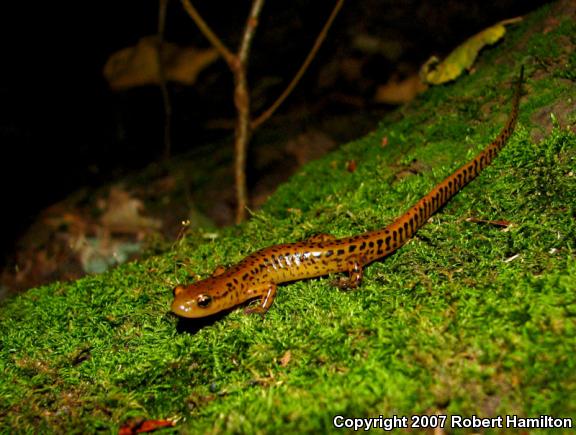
[238, 0, 265, 64]
[180, 0, 236, 67]
[251, 0, 345, 129]
[233, 69, 250, 224]
[233, 0, 265, 223]
[157, 0, 172, 159]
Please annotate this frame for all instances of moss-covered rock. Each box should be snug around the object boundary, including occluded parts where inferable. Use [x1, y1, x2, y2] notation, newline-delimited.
[1, 2, 575, 432]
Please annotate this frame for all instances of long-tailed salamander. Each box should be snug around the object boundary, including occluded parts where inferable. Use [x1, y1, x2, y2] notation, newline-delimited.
[172, 67, 524, 318]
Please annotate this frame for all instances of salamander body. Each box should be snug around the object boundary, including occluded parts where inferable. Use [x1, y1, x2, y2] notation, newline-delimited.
[172, 68, 524, 318]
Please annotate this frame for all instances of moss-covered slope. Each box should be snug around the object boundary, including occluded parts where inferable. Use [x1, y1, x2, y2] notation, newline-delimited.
[1, 2, 575, 433]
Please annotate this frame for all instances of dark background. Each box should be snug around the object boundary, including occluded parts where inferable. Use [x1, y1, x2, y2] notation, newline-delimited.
[0, 0, 551, 265]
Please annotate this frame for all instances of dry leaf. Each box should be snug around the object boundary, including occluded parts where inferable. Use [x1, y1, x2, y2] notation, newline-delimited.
[100, 186, 161, 234]
[345, 160, 357, 173]
[374, 73, 428, 104]
[119, 418, 175, 435]
[279, 350, 292, 367]
[103, 36, 219, 90]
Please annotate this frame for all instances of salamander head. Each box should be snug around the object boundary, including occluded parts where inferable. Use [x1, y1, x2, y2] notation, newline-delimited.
[171, 276, 232, 318]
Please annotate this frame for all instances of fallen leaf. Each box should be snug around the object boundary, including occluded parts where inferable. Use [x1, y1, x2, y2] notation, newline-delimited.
[100, 186, 161, 234]
[374, 73, 428, 104]
[279, 350, 292, 367]
[103, 36, 219, 90]
[119, 418, 174, 435]
[420, 17, 522, 85]
[345, 160, 357, 173]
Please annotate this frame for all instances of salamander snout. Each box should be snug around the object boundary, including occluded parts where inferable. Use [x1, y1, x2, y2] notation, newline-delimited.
[171, 283, 219, 318]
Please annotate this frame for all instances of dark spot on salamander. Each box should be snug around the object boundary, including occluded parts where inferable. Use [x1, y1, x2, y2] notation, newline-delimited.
[325, 250, 334, 257]
[359, 241, 366, 250]
[337, 249, 345, 255]
[369, 241, 374, 248]
[242, 273, 249, 281]
[349, 245, 357, 253]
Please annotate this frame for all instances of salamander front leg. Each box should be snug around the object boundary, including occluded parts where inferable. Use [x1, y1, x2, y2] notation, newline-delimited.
[333, 257, 365, 290]
[244, 283, 278, 316]
[211, 265, 227, 277]
[306, 233, 337, 243]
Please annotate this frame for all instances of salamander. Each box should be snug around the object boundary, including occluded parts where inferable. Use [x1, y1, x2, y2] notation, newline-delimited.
[172, 67, 524, 318]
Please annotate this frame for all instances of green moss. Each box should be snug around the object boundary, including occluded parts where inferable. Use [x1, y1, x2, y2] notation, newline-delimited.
[2, 3, 576, 433]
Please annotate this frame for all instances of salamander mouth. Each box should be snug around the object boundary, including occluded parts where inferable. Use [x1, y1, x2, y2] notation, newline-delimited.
[171, 297, 199, 318]
[171, 300, 187, 316]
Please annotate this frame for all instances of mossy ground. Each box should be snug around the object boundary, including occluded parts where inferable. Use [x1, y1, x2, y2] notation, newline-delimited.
[1, 3, 575, 433]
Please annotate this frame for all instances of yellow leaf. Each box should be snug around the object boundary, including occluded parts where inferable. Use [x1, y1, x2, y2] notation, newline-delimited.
[420, 17, 522, 85]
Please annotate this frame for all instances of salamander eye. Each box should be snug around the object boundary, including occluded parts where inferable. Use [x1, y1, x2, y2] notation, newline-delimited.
[197, 294, 213, 308]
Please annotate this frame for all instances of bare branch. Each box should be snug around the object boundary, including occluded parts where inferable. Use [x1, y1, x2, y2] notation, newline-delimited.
[180, 0, 341, 223]
[180, 0, 236, 67]
[233, 68, 250, 223]
[251, 0, 345, 129]
[233, 0, 265, 223]
[238, 0, 265, 65]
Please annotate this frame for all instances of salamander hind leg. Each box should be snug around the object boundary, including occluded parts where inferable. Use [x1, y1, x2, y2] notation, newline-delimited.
[333, 256, 366, 290]
[244, 283, 278, 317]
